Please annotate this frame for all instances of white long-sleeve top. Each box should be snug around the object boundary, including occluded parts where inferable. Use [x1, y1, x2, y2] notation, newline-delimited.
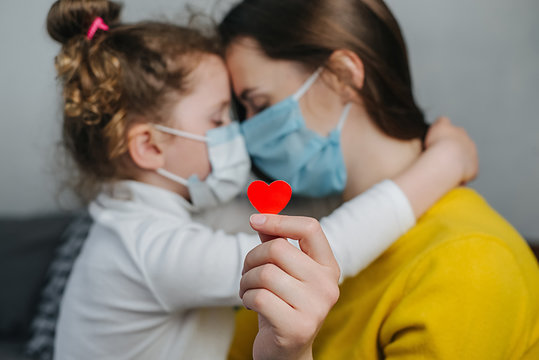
[55, 179, 414, 360]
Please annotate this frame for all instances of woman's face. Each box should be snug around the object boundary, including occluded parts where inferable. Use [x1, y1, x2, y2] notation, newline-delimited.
[225, 37, 347, 137]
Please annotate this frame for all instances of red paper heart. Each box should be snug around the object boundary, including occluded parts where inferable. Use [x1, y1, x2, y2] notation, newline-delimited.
[247, 180, 292, 214]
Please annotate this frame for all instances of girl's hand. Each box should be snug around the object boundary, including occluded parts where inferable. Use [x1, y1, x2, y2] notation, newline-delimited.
[393, 116, 479, 218]
[240, 214, 341, 360]
[425, 117, 479, 184]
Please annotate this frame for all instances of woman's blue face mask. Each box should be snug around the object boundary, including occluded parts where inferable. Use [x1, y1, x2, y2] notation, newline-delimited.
[240, 68, 352, 197]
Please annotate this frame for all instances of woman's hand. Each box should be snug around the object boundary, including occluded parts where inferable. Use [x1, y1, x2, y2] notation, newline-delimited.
[425, 116, 479, 184]
[240, 214, 341, 360]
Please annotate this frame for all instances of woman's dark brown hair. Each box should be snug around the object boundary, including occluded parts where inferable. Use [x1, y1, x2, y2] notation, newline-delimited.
[219, 0, 428, 141]
[47, 0, 220, 201]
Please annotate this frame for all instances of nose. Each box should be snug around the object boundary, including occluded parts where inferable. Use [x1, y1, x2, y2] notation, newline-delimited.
[223, 108, 233, 125]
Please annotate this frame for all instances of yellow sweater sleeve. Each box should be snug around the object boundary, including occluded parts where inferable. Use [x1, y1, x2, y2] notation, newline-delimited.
[380, 235, 531, 360]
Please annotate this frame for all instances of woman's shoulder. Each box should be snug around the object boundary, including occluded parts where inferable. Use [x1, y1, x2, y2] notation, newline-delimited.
[419, 187, 522, 241]
[408, 187, 533, 265]
[377, 232, 539, 359]
[411, 232, 534, 279]
[400, 187, 539, 298]
[401, 230, 539, 325]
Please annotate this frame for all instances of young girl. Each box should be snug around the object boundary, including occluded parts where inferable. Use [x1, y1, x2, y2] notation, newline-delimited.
[45, 1, 476, 359]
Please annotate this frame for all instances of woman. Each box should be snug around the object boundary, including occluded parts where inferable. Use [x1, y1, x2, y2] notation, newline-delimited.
[219, 0, 539, 358]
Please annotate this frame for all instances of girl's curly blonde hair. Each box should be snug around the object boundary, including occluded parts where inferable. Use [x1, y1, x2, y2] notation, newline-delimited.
[47, 0, 221, 202]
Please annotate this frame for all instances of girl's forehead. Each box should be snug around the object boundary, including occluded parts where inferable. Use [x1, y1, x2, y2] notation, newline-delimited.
[192, 54, 229, 82]
[168, 55, 231, 117]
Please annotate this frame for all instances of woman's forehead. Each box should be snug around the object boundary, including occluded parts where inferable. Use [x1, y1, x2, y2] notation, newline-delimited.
[225, 38, 267, 73]
[225, 41, 307, 95]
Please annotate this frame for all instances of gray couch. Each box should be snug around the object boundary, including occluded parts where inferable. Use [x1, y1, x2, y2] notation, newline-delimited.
[0, 214, 75, 360]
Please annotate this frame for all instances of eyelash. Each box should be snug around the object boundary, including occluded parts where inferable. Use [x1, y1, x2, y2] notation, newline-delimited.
[212, 118, 224, 127]
[253, 104, 269, 114]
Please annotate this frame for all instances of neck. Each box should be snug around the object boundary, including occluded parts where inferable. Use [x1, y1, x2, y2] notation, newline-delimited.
[340, 105, 423, 201]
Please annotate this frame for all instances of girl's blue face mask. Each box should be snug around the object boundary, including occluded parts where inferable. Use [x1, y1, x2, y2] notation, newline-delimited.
[240, 68, 351, 197]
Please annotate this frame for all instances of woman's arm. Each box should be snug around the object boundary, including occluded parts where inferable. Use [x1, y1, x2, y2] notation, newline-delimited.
[240, 214, 340, 360]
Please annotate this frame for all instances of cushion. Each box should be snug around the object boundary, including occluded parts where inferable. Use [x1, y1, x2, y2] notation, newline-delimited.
[0, 214, 75, 338]
[0, 339, 33, 360]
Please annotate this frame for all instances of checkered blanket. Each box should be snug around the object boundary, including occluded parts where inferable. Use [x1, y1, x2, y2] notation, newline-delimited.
[25, 214, 93, 360]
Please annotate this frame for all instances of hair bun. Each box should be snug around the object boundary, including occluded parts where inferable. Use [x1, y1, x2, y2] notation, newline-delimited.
[47, 0, 122, 45]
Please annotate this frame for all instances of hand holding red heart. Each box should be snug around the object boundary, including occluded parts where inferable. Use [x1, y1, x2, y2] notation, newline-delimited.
[240, 213, 340, 360]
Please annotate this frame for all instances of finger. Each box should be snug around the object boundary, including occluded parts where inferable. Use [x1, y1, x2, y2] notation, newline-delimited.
[241, 240, 339, 309]
[249, 214, 282, 243]
[242, 237, 311, 280]
[425, 117, 458, 147]
[239, 263, 304, 306]
[425, 116, 449, 144]
[249, 214, 337, 268]
[257, 232, 277, 243]
[434, 116, 451, 126]
[241, 262, 339, 314]
[250, 220, 283, 244]
[241, 288, 295, 330]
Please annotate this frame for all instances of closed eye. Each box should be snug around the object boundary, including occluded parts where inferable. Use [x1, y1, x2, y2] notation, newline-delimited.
[212, 118, 225, 127]
[244, 94, 270, 116]
[253, 104, 269, 114]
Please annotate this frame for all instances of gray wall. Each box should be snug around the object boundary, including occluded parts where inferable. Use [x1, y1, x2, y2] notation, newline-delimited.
[1, 0, 538, 242]
[386, 0, 539, 242]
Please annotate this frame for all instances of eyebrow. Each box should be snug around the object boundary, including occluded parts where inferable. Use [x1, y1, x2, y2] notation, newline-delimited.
[221, 100, 231, 109]
[240, 88, 257, 101]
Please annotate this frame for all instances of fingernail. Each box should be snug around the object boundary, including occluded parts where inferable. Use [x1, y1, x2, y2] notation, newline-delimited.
[250, 214, 267, 226]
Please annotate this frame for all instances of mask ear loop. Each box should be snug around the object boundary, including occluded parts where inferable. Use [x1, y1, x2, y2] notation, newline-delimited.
[292, 68, 324, 101]
[156, 168, 189, 186]
[336, 103, 352, 132]
[152, 124, 208, 142]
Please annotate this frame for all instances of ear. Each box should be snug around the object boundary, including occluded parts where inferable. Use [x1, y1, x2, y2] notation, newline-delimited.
[327, 49, 365, 102]
[127, 123, 165, 171]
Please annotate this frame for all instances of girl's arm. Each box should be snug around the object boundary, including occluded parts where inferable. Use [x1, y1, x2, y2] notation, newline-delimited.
[143, 119, 477, 308]
[394, 117, 478, 218]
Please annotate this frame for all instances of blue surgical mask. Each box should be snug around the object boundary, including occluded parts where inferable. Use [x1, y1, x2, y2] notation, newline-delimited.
[240, 68, 352, 197]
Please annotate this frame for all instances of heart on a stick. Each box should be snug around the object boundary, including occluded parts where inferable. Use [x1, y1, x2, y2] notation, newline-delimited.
[247, 180, 292, 214]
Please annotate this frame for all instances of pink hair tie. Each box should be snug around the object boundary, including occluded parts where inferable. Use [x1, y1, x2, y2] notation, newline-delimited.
[87, 17, 109, 40]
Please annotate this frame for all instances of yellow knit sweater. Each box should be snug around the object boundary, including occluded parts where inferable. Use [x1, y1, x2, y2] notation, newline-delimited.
[227, 188, 539, 359]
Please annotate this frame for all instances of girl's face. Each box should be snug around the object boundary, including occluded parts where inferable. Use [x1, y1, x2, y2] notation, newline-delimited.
[162, 54, 232, 183]
[225, 37, 345, 137]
